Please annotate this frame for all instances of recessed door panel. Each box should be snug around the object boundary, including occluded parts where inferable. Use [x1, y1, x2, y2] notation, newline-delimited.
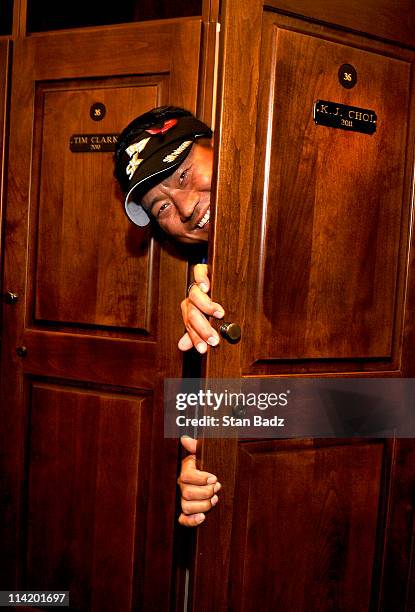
[230, 441, 383, 611]
[26, 382, 151, 611]
[245, 21, 412, 369]
[34, 78, 164, 332]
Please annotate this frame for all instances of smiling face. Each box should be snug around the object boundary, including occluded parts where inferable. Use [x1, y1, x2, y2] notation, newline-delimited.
[140, 140, 213, 243]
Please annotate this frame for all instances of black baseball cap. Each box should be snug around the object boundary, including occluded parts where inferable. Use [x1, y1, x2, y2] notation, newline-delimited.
[114, 107, 212, 227]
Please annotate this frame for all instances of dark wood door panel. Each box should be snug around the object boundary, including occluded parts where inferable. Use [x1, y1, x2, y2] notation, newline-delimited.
[191, 1, 415, 610]
[243, 14, 415, 374]
[25, 382, 151, 612]
[32, 77, 165, 332]
[0, 19, 202, 611]
[20, 330, 157, 389]
[26, 19, 198, 81]
[230, 440, 384, 611]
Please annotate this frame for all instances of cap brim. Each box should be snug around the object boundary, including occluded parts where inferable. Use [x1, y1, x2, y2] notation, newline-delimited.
[124, 199, 153, 227]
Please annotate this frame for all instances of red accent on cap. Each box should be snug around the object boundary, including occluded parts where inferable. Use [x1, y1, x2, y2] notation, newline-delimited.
[145, 118, 178, 135]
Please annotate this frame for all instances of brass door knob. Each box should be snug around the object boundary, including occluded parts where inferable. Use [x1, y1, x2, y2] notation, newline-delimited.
[220, 322, 241, 344]
[16, 346, 27, 358]
[2, 291, 19, 304]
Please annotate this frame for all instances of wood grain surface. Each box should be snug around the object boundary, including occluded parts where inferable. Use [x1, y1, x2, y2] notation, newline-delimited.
[0, 18, 202, 612]
[192, 2, 415, 611]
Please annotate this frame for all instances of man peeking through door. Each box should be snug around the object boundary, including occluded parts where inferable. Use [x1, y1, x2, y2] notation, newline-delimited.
[114, 106, 222, 526]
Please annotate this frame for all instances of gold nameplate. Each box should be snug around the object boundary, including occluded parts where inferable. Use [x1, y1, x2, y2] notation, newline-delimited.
[70, 134, 119, 152]
[314, 101, 377, 134]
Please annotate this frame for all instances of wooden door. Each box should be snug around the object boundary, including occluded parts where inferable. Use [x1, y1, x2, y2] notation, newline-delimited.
[191, 1, 415, 610]
[0, 19, 201, 612]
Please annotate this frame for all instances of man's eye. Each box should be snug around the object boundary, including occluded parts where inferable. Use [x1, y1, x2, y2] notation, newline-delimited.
[179, 169, 188, 185]
[157, 202, 170, 217]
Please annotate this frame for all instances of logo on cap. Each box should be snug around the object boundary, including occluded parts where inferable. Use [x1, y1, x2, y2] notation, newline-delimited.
[163, 140, 192, 164]
[125, 137, 151, 179]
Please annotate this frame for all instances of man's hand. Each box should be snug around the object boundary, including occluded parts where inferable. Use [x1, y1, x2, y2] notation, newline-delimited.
[178, 264, 225, 353]
[178, 436, 221, 527]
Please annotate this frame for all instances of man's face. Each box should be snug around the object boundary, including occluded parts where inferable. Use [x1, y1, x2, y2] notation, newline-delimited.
[141, 140, 213, 243]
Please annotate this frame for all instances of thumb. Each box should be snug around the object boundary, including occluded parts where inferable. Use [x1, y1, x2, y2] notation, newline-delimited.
[180, 436, 198, 454]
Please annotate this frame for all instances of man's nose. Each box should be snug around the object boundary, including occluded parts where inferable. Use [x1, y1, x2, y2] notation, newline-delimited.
[173, 190, 199, 222]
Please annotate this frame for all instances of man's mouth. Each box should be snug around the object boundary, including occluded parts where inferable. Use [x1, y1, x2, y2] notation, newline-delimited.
[195, 208, 210, 230]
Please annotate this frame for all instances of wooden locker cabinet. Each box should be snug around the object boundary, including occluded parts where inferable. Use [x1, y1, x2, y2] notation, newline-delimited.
[191, 0, 415, 610]
[0, 18, 203, 612]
